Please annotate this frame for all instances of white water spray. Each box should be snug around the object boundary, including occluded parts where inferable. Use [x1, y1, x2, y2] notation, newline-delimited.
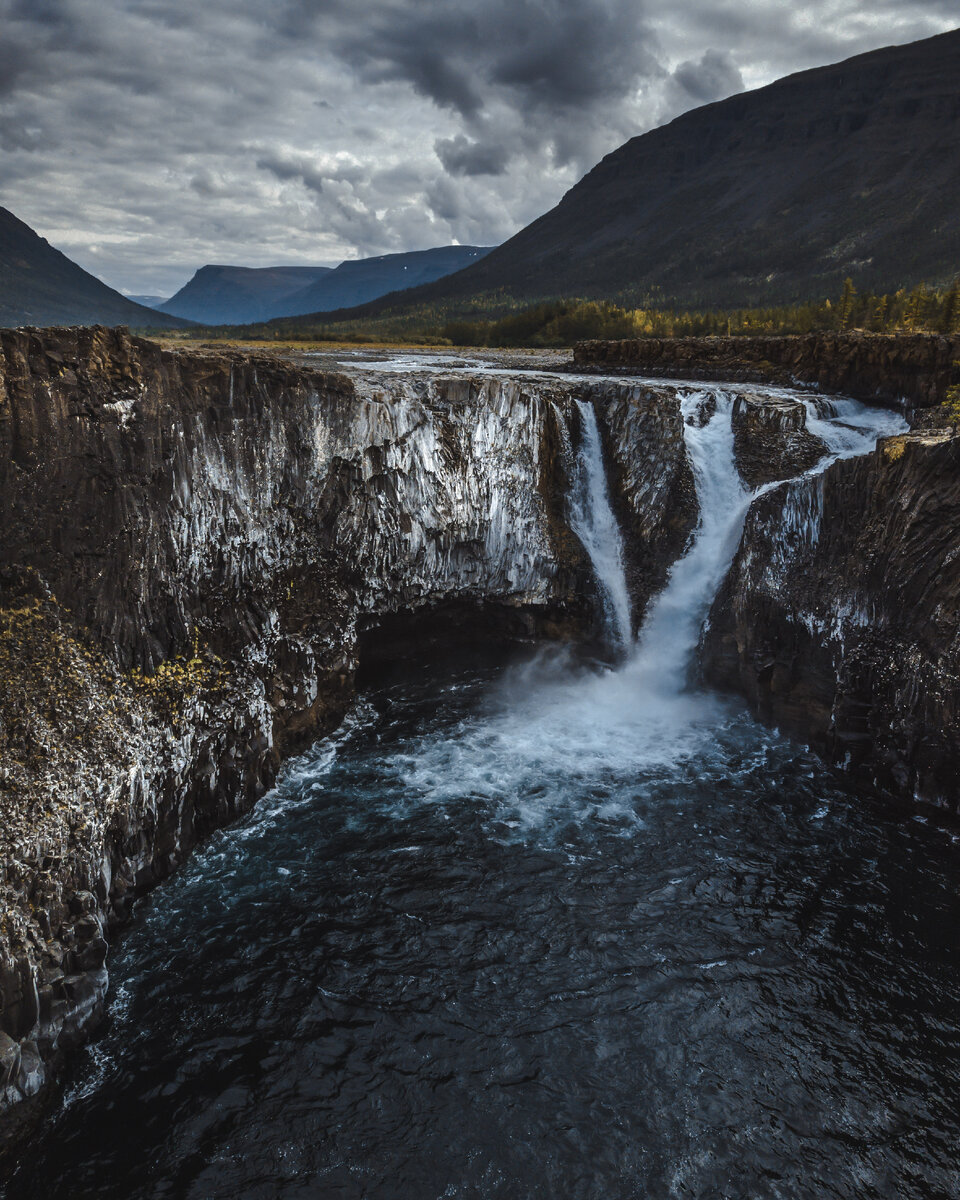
[626, 388, 749, 693]
[568, 398, 633, 649]
[387, 382, 906, 825]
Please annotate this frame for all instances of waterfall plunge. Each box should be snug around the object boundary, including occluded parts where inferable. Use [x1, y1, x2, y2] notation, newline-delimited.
[567, 388, 750, 694]
[386, 383, 905, 821]
[568, 399, 633, 651]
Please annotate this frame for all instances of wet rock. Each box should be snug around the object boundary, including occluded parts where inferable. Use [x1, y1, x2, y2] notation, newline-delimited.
[574, 332, 960, 417]
[731, 392, 828, 487]
[0, 1035, 19, 1088]
[591, 382, 697, 628]
[15, 1042, 43, 1098]
[703, 430, 960, 806]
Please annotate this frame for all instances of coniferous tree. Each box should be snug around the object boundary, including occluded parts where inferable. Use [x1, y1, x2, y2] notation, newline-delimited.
[941, 280, 960, 336]
[837, 279, 857, 331]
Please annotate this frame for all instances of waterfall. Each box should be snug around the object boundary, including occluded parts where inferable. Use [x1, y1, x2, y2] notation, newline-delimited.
[568, 398, 633, 650]
[375, 378, 908, 814]
[623, 388, 750, 693]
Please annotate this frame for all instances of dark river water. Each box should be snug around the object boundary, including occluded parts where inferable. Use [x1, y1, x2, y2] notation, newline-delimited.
[4, 647, 960, 1200]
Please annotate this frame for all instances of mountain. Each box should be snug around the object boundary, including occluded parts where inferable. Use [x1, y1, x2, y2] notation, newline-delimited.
[126, 295, 167, 308]
[0, 207, 191, 329]
[158, 247, 494, 326]
[158, 265, 334, 324]
[268, 245, 494, 318]
[325, 28, 960, 316]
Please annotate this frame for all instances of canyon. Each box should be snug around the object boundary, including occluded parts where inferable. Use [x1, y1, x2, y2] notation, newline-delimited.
[0, 326, 956, 1162]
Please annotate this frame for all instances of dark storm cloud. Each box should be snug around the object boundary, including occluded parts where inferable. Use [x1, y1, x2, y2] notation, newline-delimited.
[435, 135, 512, 178]
[337, 0, 658, 114]
[669, 49, 744, 104]
[0, 0, 954, 293]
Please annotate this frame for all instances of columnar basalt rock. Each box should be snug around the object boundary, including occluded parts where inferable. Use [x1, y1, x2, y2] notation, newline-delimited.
[574, 332, 960, 416]
[0, 328, 704, 1132]
[588, 381, 697, 629]
[702, 431, 960, 806]
[730, 393, 829, 488]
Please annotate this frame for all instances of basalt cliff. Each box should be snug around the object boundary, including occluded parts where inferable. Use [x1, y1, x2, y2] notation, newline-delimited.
[702, 431, 960, 804]
[574, 332, 960, 417]
[0, 327, 957, 1142]
[0, 327, 708, 1133]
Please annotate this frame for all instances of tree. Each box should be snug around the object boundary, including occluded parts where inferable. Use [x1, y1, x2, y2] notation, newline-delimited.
[837, 278, 857, 331]
[941, 280, 960, 336]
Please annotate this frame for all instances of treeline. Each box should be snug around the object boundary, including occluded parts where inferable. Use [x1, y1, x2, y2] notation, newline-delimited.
[440, 279, 960, 347]
[175, 278, 960, 348]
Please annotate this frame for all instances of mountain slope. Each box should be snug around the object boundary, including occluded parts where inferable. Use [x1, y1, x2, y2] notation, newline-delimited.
[270, 245, 494, 318]
[0, 207, 191, 329]
[158, 265, 334, 324]
[322, 28, 960, 315]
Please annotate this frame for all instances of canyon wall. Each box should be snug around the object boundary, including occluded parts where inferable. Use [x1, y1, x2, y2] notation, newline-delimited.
[574, 332, 960, 415]
[702, 430, 960, 807]
[0, 327, 695, 1130]
[4, 325, 958, 1139]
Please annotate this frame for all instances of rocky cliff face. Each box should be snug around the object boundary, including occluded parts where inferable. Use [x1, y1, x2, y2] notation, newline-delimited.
[5, 328, 953, 1138]
[574, 332, 960, 416]
[702, 430, 960, 806]
[0, 328, 703, 1131]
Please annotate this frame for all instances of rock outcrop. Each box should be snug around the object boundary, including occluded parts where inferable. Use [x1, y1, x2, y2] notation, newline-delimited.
[574, 332, 960, 416]
[0, 327, 703, 1132]
[731, 393, 828, 488]
[589, 381, 697, 630]
[702, 430, 960, 806]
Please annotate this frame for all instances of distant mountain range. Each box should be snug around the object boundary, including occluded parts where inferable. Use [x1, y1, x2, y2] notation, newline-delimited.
[154, 265, 334, 325]
[156, 246, 493, 325]
[0, 207, 191, 329]
[321, 27, 960, 319]
[267, 246, 492, 317]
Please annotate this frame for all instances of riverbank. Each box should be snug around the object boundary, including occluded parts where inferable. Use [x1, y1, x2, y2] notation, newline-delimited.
[573, 331, 960, 416]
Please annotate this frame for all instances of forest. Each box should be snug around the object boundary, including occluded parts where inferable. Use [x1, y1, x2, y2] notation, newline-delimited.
[179, 278, 960, 348]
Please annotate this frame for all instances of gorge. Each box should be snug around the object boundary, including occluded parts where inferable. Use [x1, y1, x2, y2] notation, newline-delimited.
[2, 329, 960, 1196]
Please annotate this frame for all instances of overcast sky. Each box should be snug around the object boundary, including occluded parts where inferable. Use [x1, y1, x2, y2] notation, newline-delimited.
[0, 1, 956, 296]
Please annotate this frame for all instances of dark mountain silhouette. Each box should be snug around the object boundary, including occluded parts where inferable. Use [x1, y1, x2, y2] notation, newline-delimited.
[0, 207, 191, 329]
[268, 245, 494, 318]
[301, 28, 960, 319]
[158, 265, 334, 324]
[159, 247, 494, 326]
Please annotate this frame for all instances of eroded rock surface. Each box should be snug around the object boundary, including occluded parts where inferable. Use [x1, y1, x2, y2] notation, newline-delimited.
[703, 430, 960, 805]
[575, 332, 960, 415]
[731, 393, 828, 488]
[590, 381, 697, 629]
[0, 328, 706, 1130]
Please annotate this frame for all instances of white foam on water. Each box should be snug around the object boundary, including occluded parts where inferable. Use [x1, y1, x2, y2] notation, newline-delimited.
[386, 384, 905, 829]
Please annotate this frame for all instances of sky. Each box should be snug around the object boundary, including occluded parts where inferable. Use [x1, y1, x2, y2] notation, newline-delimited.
[0, 0, 956, 297]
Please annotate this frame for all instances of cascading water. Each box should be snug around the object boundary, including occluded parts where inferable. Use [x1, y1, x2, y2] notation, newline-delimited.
[14, 373, 951, 1200]
[626, 388, 748, 693]
[567, 398, 633, 650]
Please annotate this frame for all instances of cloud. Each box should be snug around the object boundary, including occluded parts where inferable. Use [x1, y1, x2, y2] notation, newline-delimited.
[668, 48, 744, 105]
[435, 135, 512, 177]
[0, 0, 954, 294]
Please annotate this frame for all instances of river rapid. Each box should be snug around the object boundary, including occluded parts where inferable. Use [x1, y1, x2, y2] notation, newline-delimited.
[6, 371, 960, 1200]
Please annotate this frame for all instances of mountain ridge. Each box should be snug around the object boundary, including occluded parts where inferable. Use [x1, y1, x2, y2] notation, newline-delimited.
[277, 27, 960, 323]
[0, 207, 191, 329]
[160, 246, 495, 326]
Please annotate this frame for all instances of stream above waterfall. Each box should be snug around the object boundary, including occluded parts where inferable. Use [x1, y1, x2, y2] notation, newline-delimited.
[7, 366, 957, 1200]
